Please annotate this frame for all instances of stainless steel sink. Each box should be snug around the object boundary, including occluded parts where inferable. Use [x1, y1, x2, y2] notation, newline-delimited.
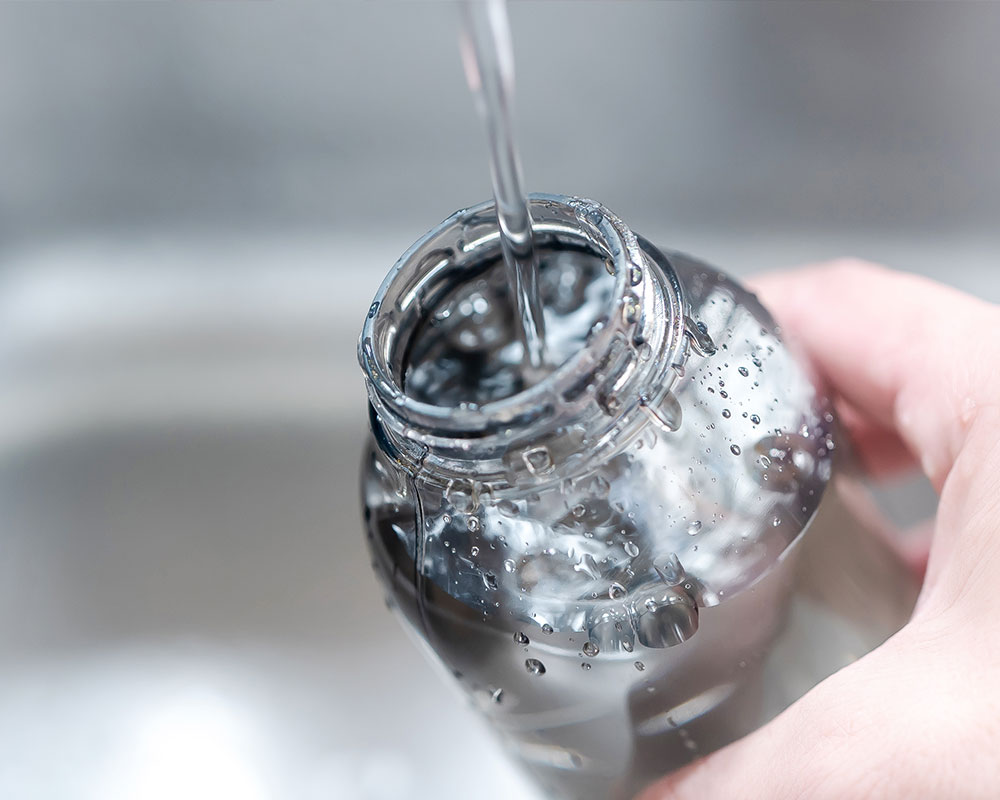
[0, 236, 540, 800]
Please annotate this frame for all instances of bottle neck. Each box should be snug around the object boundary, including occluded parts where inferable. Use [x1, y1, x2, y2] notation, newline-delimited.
[359, 195, 692, 491]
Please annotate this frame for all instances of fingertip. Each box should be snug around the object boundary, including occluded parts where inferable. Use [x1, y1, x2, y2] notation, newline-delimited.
[743, 260, 999, 488]
[747, 258, 889, 314]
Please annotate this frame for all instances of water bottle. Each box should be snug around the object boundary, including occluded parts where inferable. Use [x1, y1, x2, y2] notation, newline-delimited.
[359, 194, 917, 799]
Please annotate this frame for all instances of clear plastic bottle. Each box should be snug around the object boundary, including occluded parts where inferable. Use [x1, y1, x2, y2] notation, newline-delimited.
[359, 195, 917, 800]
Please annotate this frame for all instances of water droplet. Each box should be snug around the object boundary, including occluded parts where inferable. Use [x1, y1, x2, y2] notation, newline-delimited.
[641, 427, 658, 451]
[622, 639, 634, 653]
[471, 545, 479, 556]
[467, 517, 480, 532]
[445, 481, 479, 514]
[730, 444, 742, 456]
[525, 658, 546, 676]
[589, 474, 611, 498]
[722, 409, 731, 419]
[522, 446, 553, 475]
[497, 499, 519, 517]
[792, 448, 815, 474]
[491, 687, 504, 704]
[750, 414, 761, 425]
[638, 342, 653, 361]
[609, 582, 627, 600]
[541, 623, 554, 635]
[514, 631, 529, 645]
[738, 366, 749, 377]
[483, 572, 498, 590]
[629, 265, 643, 286]
[634, 661, 645, 671]
[639, 392, 683, 433]
[503, 558, 516, 573]
[632, 587, 699, 648]
[581, 662, 592, 671]
[655, 553, 684, 586]
[687, 520, 702, 535]
[622, 294, 641, 325]
[582, 641, 600, 657]
[685, 317, 717, 356]
[772, 516, 781, 527]
[624, 541, 640, 557]
[752, 433, 815, 491]
[573, 553, 601, 580]
[571, 503, 586, 518]
[601, 392, 623, 415]
[589, 606, 634, 653]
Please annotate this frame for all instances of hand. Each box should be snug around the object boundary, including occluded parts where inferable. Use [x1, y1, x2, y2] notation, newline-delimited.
[640, 260, 1000, 800]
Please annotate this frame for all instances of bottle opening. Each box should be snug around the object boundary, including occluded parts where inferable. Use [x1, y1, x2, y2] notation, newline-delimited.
[360, 195, 686, 464]
[403, 238, 615, 407]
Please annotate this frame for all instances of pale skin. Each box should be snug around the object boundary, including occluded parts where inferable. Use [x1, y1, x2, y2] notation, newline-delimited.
[640, 260, 1000, 800]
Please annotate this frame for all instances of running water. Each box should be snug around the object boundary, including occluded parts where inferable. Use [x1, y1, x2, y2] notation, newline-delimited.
[460, 0, 546, 369]
[404, 245, 615, 405]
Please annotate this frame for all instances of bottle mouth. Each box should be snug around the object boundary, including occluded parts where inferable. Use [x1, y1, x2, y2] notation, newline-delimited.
[359, 194, 687, 477]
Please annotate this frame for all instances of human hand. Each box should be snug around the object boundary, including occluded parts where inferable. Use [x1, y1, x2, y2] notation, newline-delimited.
[640, 260, 1000, 799]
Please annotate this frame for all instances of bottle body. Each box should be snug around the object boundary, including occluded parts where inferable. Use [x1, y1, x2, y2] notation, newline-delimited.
[360, 197, 917, 799]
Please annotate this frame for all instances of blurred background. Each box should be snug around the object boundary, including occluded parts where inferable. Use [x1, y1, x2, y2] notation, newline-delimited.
[0, 2, 996, 799]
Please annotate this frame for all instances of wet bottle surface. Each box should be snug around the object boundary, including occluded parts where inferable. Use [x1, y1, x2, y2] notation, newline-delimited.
[359, 195, 918, 800]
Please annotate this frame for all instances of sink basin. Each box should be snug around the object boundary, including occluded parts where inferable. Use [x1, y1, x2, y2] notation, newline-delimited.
[0, 234, 541, 800]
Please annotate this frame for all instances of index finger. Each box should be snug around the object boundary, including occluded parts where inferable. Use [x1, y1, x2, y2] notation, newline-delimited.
[750, 259, 999, 492]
